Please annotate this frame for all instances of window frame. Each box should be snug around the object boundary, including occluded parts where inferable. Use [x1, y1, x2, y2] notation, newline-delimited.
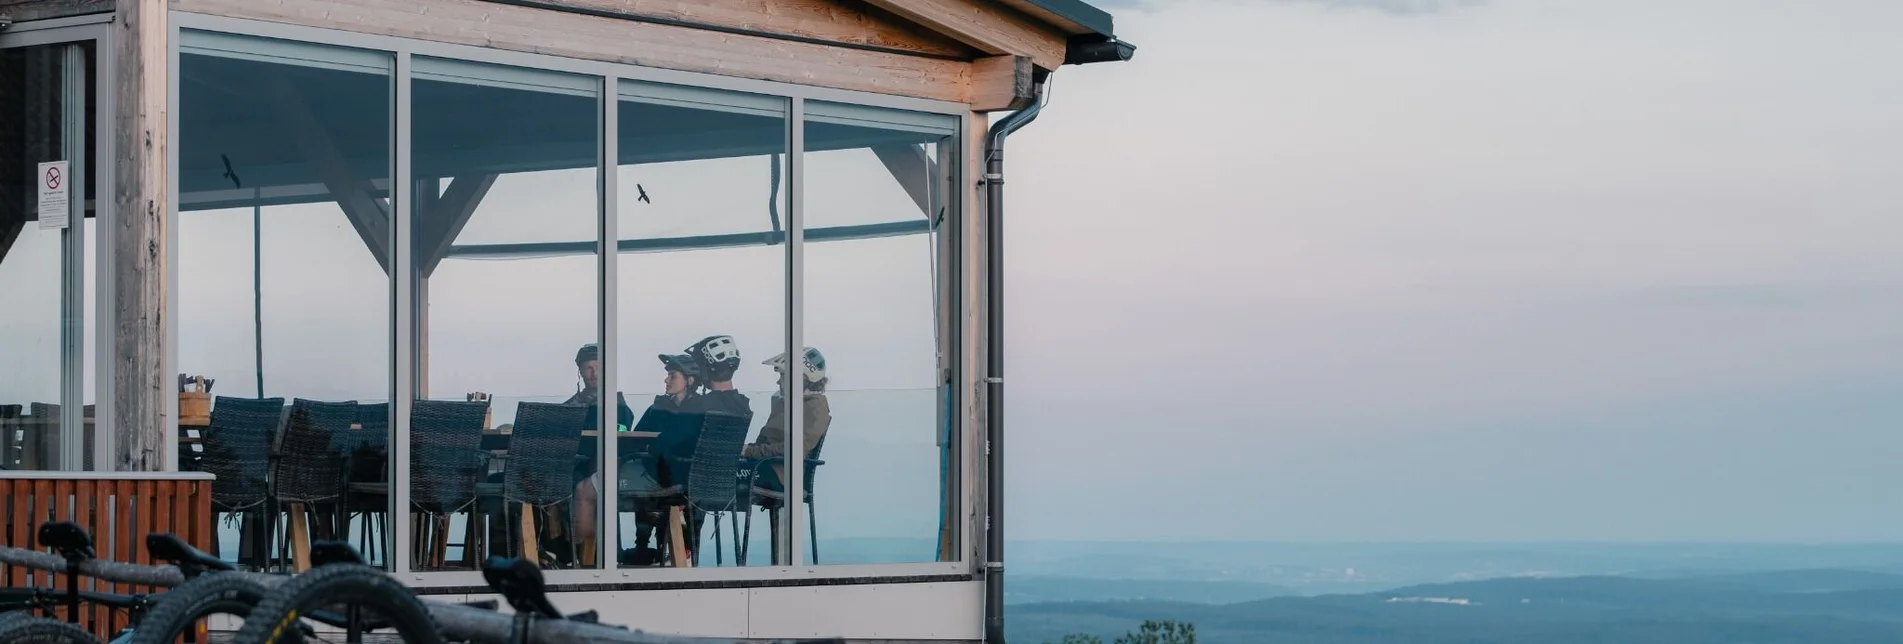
[166, 11, 972, 587]
[0, 17, 116, 472]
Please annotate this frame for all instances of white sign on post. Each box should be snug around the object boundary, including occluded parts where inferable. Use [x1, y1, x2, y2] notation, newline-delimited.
[37, 160, 71, 230]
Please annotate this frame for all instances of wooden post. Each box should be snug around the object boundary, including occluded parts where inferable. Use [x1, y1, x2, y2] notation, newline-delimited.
[112, 0, 169, 472]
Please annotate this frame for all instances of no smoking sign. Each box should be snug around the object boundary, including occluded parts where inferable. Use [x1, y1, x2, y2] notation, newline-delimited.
[37, 160, 70, 230]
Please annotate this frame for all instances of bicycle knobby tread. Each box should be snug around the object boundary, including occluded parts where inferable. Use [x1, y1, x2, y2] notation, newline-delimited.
[129, 572, 275, 644]
[234, 564, 443, 644]
[0, 614, 102, 644]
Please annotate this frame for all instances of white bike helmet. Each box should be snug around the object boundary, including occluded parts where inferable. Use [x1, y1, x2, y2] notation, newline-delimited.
[765, 347, 827, 385]
[687, 335, 742, 379]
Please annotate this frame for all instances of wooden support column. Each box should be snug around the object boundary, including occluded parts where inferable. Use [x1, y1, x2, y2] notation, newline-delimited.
[112, 0, 169, 472]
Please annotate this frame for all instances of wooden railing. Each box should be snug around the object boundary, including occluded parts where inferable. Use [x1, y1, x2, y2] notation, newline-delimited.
[0, 472, 216, 640]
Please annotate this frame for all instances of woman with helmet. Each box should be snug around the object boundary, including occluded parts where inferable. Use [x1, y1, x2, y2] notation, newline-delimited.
[603, 352, 704, 564]
[743, 347, 833, 493]
[648, 334, 753, 561]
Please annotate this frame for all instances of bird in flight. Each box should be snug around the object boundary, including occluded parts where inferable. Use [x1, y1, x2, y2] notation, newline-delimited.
[220, 154, 243, 189]
[636, 184, 651, 204]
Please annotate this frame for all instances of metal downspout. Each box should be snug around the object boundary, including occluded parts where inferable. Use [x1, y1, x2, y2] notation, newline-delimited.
[983, 75, 1053, 644]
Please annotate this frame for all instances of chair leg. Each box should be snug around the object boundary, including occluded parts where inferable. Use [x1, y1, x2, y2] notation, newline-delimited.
[519, 503, 541, 568]
[712, 514, 723, 567]
[767, 507, 782, 566]
[667, 507, 690, 568]
[730, 511, 743, 567]
[807, 500, 818, 565]
[739, 508, 752, 566]
[289, 503, 313, 572]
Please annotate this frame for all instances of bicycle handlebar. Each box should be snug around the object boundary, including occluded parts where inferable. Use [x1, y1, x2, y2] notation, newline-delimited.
[0, 545, 281, 589]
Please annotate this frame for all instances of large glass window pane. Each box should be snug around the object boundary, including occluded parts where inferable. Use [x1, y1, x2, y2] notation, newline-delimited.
[2, 41, 98, 472]
[801, 101, 957, 564]
[613, 80, 788, 568]
[413, 58, 600, 571]
[176, 32, 393, 569]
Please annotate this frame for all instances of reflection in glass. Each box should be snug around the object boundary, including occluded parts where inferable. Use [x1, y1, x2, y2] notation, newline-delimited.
[412, 58, 601, 571]
[801, 102, 958, 564]
[176, 32, 393, 570]
[613, 81, 788, 567]
[0, 42, 96, 471]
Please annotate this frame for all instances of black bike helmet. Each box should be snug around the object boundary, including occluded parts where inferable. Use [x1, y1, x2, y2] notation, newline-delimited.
[686, 335, 741, 381]
[658, 353, 702, 380]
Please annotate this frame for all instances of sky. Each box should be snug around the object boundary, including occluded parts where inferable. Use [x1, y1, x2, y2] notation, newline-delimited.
[3, 0, 1901, 548]
[1003, 0, 1903, 542]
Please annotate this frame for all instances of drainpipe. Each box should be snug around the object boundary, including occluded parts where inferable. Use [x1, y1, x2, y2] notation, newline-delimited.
[983, 74, 1052, 644]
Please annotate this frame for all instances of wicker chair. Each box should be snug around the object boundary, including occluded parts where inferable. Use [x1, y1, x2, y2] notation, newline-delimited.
[745, 436, 826, 566]
[199, 396, 286, 569]
[339, 403, 391, 564]
[407, 399, 490, 570]
[497, 402, 589, 568]
[23, 403, 89, 469]
[0, 405, 21, 469]
[272, 399, 357, 570]
[625, 410, 752, 567]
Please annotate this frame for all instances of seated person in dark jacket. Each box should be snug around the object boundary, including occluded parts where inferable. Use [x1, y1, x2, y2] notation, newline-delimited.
[565, 342, 634, 562]
[651, 335, 753, 558]
[617, 352, 701, 558]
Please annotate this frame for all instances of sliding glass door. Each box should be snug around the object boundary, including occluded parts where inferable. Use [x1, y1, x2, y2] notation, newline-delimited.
[0, 23, 104, 471]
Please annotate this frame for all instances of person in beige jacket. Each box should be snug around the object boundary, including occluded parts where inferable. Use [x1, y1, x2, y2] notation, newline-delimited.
[744, 347, 832, 492]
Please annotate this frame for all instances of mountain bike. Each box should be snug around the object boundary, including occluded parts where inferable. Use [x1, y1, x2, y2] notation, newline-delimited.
[0, 521, 239, 644]
[0, 522, 419, 644]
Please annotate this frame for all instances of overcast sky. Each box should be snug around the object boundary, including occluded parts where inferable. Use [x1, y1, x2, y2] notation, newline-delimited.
[5, 0, 1901, 548]
[1004, 0, 1903, 542]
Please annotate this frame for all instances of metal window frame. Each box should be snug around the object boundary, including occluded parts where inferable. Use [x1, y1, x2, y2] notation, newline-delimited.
[165, 10, 972, 587]
[786, 97, 806, 566]
[2, 20, 116, 472]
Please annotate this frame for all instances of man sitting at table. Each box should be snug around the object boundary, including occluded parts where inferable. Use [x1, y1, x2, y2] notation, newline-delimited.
[561, 342, 633, 567]
[744, 347, 833, 493]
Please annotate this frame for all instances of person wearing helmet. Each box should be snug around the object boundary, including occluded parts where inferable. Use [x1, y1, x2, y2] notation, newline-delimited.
[743, 347, 833, 493]
[609, 352, 703, 564]
[649, 334, 753, 560]
[561, 342, 634, 567]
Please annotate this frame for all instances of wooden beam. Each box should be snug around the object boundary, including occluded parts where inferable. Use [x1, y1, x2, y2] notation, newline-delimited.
[415, 174, 497, 277]
[481, 0, 976, 59]
[112, 0, 168, 472]
[174, 0, 972, 104]
[871, 144, 935, 219]
[969, 55, 1034, 112]
[863, 0, 1067, 71]
[266, 76, 393, 273]
[0, 0, 112, 22]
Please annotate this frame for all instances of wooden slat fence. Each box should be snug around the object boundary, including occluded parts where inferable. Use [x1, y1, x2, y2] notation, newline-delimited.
[0, 472, 216, 641]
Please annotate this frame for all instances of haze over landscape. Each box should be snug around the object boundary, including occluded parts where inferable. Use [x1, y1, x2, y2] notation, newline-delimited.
[997, 0, 1903, 641]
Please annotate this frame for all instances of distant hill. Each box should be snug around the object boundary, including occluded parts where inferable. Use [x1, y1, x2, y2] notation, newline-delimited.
[1007, 576, 1297, 605]
[1008, 572, 1903, 644]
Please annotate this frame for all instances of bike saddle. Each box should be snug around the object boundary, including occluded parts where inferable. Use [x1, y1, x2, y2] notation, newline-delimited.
[310, 540, 367, 567]
[145, 533, 234, 575]
[37, 522, 94, 561]
[481, 556, 563, 619]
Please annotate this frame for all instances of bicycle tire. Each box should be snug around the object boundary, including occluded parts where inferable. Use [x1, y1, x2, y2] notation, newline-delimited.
[128, 573, 273, 644]
[233, 564, 440, 644]
[0, 614, 103, 644]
